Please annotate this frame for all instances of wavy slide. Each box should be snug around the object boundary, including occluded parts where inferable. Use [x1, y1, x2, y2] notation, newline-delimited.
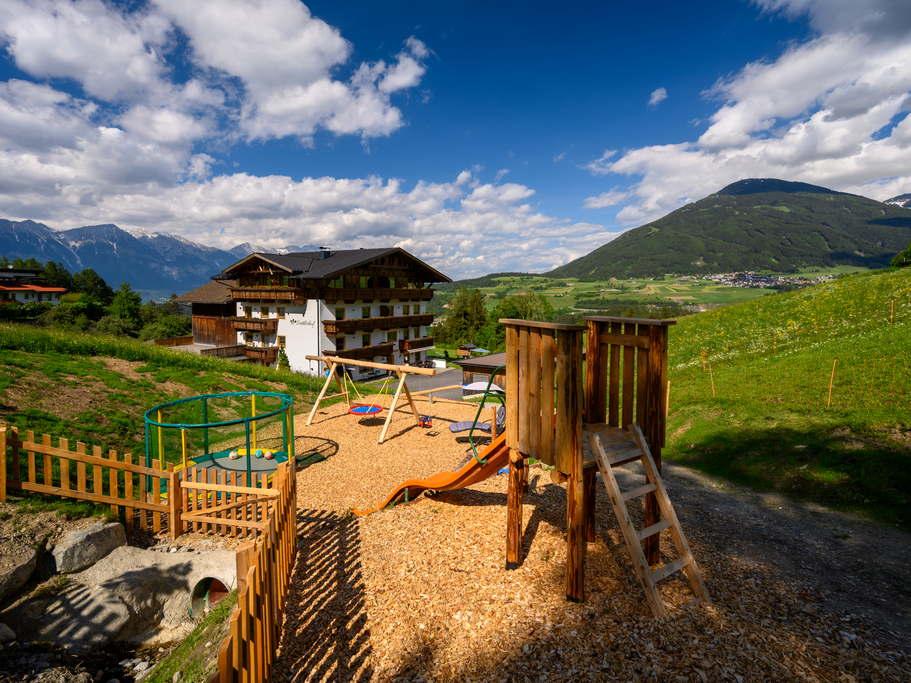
[353, 433, 509, 516]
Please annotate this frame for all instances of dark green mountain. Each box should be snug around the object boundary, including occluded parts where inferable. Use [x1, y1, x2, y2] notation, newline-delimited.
[549, 179, 911, 278]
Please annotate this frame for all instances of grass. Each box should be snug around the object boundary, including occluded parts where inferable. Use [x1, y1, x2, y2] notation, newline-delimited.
[665, 267, 911, 528]
[0, 323, 326, 459]
[145, 591, 237, 683]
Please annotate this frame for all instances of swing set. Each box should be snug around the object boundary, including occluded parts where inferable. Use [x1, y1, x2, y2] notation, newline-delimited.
[305, 354, 437, 443]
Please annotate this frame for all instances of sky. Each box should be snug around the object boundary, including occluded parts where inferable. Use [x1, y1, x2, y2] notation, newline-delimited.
[0, 0, 909, 278]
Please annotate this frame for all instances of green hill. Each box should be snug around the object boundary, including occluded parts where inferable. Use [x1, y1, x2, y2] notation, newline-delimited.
[551, 178, 911, 279]
[666, 265, 911, 528]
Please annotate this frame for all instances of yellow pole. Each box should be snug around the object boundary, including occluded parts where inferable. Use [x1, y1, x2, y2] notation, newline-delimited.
[181, 428, 188, 470]
[157, 409, 164, 462]
[826, 358, 838, 409]
[251, 394, 257, 451]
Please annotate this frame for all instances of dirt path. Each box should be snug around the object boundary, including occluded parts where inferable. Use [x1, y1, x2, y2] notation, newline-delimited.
[275, 400, 911, 681]
[661, 462, 911, 643]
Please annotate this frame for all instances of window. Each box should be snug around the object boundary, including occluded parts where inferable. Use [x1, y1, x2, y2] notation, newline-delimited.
[359, 275, 369, 288]
[379, 304, 392, 317]
[403, 328, 411, 340]
[335, 307, 346, 320]
[243, 305, 252, 318]
[362, 333, 371, 347]
[277, 307, 285, 319]
[413, 327, 421, 338]
[361, 306, 371, 318]
[329, 277, 344, 288]
[402, 304, 410, 315]
[335, 336, 346, 351]
[387, 330, 397, 343]
[261, 306, 269, 317]
[277, 335, 286, 349]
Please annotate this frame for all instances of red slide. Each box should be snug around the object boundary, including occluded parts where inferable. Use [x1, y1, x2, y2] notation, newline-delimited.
[353, 433, 509, 516]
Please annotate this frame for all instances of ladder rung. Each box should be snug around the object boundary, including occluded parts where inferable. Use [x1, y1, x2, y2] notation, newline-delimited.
[637, 518, 671, 541]
[651, 556, 691, 584]
[608, 447, 643, 467]
[622, 483, 656, 501]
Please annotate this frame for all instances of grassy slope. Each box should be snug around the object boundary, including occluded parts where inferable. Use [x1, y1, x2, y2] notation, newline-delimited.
[0, 324, 325, 460]
[550, 188, 911, 279]
[666, 267, 911, 527]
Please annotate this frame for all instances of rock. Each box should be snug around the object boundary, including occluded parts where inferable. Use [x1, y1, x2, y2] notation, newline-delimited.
[0, 546, 37, 601]
[0, 621, 15, 642]
[172, 672, 182, 682]
[52, 522, 126, 573]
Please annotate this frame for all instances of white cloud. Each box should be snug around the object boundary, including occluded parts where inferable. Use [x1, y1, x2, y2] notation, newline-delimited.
[583, 190, 628, 209]
[648, 87, 667, 107]
[588, 1, 911, 225]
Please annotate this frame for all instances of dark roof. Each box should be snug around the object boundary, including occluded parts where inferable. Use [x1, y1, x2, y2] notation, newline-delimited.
[455, 352, 507, 374]
[219, 247, 451, 283]
[176, 279, 236, 304]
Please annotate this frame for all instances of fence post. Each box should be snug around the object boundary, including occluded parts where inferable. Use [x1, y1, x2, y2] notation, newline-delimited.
[0, 424, 6, 502]
[168, 468, 182, 541]
[236, 542, 256, 594]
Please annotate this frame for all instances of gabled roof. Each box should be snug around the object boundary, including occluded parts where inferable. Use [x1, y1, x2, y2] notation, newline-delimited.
[218, 247, 451, 283]
[175, 279, 236, 304]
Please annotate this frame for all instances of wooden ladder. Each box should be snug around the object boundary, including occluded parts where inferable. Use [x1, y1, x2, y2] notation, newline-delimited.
[589, 424, 709, 617]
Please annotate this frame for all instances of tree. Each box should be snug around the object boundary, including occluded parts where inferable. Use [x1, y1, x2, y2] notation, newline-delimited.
[107, 283, 142, 334]
[437, 288, 487, 345]
[276, 348, 291, 371]
[72, 268, 114, 305]
[892, 241, 911, 268]
[42, 261, 73, 289]
[476, 292, 556, 350]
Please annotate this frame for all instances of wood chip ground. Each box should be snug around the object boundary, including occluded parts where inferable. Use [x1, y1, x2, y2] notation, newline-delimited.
[270, 397, 910, 681]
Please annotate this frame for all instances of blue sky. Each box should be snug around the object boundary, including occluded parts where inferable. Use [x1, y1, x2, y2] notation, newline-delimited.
[0, 1, 908, 277]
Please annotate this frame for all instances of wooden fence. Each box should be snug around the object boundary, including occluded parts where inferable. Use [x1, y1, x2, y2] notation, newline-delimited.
[0, 424, 172, 532]
[154, 335, 194, 347]
[216, 462, 297, 682]
[177, 467, 279, 539]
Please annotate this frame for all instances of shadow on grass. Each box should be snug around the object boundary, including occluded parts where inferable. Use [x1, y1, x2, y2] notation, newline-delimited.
[666, 423, 911, 529]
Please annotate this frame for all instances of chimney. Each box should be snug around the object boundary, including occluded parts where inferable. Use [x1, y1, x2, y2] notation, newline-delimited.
[319, 246, 333, 259]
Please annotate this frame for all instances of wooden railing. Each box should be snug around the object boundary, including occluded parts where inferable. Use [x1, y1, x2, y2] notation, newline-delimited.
[0, 425, 172, 532]
[323, 287, 433, 303]
[323, 313, 433, 335]
[154, 335, 194, 347]
[399, 336, 434, 353]
[244, 345, 278, 364]
[176, 467, 279, 539]
[336, 341, 394, 361]
[201, 344, 247, 358]
[233, 317, 279, 332]
[216, 462, 297, 682]
[231, 287, 302, 302]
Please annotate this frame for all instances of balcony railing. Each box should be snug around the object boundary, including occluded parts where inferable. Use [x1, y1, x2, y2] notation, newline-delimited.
[244, 345, 278, 364]
[231, 286, 304, 302]
[200, 344, 246, 358]
[322, 287, 433, 303]
[399, 337, 434, 353]
[323, 313, 433, 335]
[233, 316, 279, 332]
[335, 342, 395, 361]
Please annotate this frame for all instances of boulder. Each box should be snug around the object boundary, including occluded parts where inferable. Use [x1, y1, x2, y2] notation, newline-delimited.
[0, 621, 15, 643]
[52, 522, 126, 574]
[0, 546, 37, 601]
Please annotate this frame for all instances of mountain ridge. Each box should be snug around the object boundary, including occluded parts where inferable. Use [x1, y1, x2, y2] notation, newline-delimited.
[549, 178, 911, 279]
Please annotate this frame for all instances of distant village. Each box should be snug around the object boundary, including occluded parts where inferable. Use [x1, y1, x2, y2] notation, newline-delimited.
[698, 271, 837, 289]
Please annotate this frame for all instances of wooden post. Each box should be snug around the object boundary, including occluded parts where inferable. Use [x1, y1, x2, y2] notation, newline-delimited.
[168, 468, 182, 541]
[378, 372, 408, 444]
[827, 358, 838, 408]
[305, 361, 337, 426]
[0, 425, 6, 502]
[563, 329, 585, 601]
[505, 448, 525, 569]
[643, 323, 670, 564]
[236, 542, 256, 594]
[583, 467, 597, 542]
[584, 319, 606, 423]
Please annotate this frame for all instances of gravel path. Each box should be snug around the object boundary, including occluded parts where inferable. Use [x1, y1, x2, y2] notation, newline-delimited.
[274, 399, 911, 681]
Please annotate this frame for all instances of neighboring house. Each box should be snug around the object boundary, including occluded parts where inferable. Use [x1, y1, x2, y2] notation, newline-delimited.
[0, 267, 67, 304]
[180, 247, 450, 376]
[174, 279, 237, 347]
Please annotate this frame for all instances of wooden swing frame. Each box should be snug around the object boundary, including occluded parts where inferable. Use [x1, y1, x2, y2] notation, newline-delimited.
[304, 354, 437, 444]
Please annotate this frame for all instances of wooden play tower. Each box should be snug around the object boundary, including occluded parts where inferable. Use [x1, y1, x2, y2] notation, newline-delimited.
[502, 317, 708, 615]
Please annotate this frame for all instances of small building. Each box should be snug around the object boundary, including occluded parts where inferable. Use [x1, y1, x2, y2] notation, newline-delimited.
[0, 267, 67, 304]
[178, 247, 450, 376]
[174, 279, 237, 347]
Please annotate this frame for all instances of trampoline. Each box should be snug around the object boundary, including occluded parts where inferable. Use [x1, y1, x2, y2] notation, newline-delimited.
[144, 391, 295, 486]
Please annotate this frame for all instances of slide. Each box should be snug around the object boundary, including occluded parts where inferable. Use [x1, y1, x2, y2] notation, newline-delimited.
[353, 433, 510, 516]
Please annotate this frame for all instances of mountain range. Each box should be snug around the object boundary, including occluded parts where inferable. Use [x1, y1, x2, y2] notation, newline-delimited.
[550, 179, 911, 279]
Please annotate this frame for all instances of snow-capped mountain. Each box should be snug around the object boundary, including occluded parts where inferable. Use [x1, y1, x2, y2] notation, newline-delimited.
[0, 219, 238, 297]
[885, 193, 911, 209]
[229, 242, 322, 258]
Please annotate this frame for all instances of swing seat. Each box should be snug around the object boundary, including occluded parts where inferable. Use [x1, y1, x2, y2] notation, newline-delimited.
[349, 403, 384, 416]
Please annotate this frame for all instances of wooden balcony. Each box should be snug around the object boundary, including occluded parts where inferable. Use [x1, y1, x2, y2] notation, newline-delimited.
[323, 313, 433, 336]
[244, 345, 278, 364]
[399, 337, 434, 353]
[233, 316, 279, 332]
[200, 344, 247, 358]
[336, 342, 395, 361]
[322, 287, 433, 304]
[231, 286, 305, 302]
